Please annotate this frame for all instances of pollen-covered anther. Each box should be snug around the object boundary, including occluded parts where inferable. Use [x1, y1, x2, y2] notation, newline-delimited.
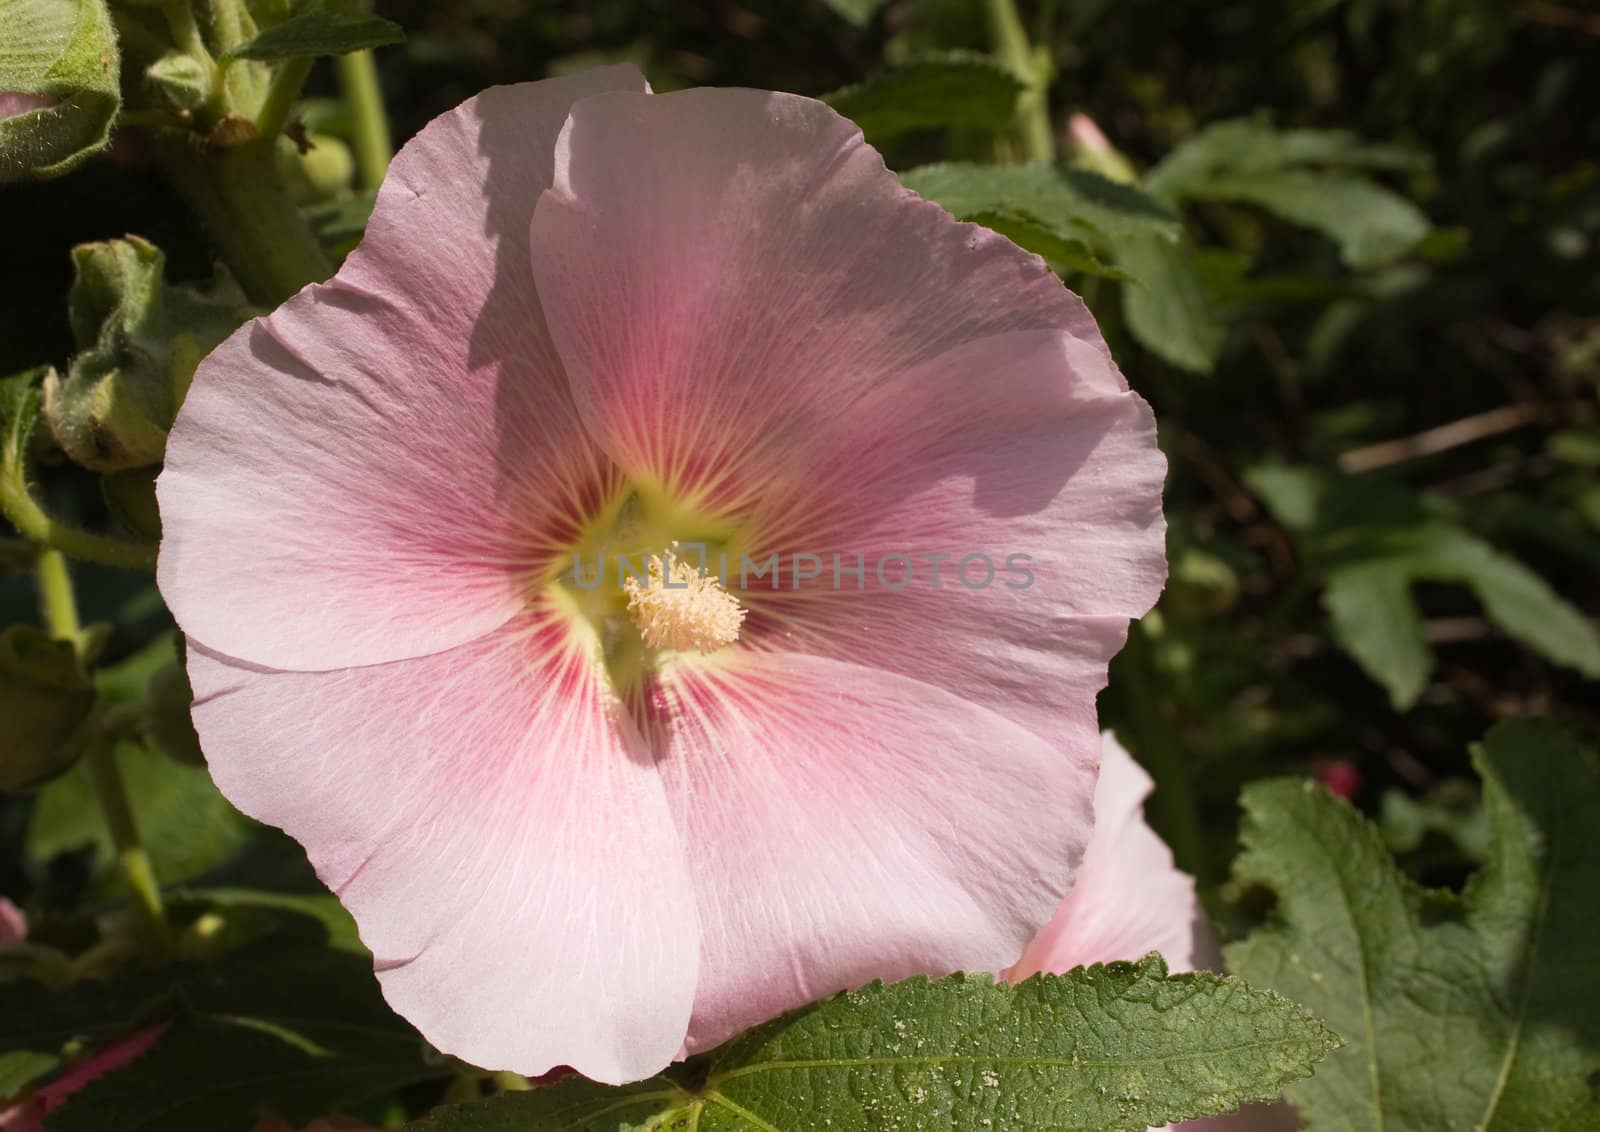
[623, 552, 745, 654]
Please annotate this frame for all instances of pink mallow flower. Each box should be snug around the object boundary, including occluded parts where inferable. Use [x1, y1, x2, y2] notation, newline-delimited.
[157, 66, 1166, 1084]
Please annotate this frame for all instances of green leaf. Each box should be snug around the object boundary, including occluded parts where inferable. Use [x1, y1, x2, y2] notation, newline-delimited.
[178, 887, 364, 956]
[1402, 526, 1600, 678]
[824, 52, 1024, 141]
[0, 367, 45, 478]
[0, 1049, 59, 1100]
[408, 957, 1336, 1132]
[0, 0, 120, 182]
[1118, 233, 1226, 373]
[1321, 522, 1600, 707]
[219, 9, 405, 63]
[303, 187, 376, 258]
[0, 623, 96, 790]
[27, 737, 253, 888]
[965, 209, 1132, 280]
[1191, 171, 1430, 269]
[0, 936, 443, 1131]
[903, 163, 1178, 285]
[1322, 561, 1433, 710]
[1147, 117, 1427, 199]
[1227, 718, 1600, 1131]
[1147, 117, 1429, 267]
[905, 162, 1179, 245]
[1244, 464, 1328, 533]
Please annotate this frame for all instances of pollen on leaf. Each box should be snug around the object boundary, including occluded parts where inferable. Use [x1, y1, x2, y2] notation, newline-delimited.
[623, 550, 745, 654]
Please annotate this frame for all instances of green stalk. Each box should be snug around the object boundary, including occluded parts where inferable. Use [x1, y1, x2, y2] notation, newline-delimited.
[86, 735, 174, 959]
[34, 551, 172, 958]
[255, 55, 315, 144]
[337, 50, 393, 188]
[982, 0, 1055, 161]
[0, 462, 157, 571]
[34, 550, 81, 646]
[158, 137, 332, 306]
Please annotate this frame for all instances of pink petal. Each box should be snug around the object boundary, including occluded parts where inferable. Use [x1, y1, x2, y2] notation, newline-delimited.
[1010, 734, 1202, 980]
[0, 898, 24, 946]
[187, 611, 699, 1085]
[159, 66, 646, 672]
[0, 93, 53, 121]
[736, 329, 1166, 753]
[529, 87, 1104, 500]
[648, 651, 1095, 1053]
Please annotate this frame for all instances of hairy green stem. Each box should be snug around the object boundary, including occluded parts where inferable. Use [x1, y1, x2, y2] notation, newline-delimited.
[255, 56, 315, 142]
[983, 0, 1055, 161]
[337, 50, 393, 187]
[0, 462, 157, 571]
[158, 138, 332, 306]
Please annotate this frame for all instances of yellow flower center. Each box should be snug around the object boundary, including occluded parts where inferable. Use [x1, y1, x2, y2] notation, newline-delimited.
[546, 482, 748, 695]
[623, 550, 745, 654]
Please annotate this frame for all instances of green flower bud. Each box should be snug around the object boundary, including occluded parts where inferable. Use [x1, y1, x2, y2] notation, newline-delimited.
[0, 0, 119, 183]
[45, 237, 247, 472]
[276, 132, 357, 204]
[0, 625, 94, 792]
[143, 51, 211, 114]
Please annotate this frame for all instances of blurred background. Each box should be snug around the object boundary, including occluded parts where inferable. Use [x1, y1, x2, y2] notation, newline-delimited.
[3, 0, 1598, 934]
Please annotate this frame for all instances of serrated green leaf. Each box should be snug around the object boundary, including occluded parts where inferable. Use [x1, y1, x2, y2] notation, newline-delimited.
[408, 957, 1336, 1132]
[824, 52, 1024, 140]
[219, 9, 404, 63]
[1227, 718, 1600, 1131]
[965, 209, 1133, 279]
[903, 161, 1180, 247]
[0, 0, 120, 182]
[1118, 232, 1226, 373]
